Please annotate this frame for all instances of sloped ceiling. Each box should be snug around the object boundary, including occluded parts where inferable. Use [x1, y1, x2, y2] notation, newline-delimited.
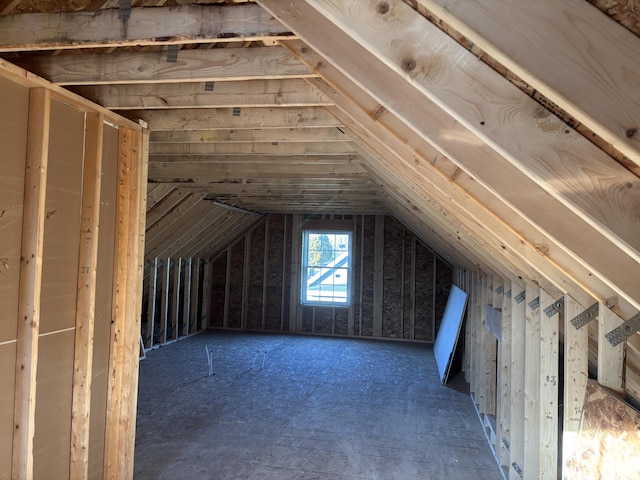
[0, 0, 639, 323]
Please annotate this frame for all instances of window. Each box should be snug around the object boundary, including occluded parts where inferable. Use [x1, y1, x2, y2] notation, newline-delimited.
[301, 230, 352, 306]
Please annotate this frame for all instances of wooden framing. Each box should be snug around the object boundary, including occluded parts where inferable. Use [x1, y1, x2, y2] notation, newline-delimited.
[12, 87, 51, 480]
[412, 0, 640, 170]
[20, 46, 313, 86]
[69, 112, 104, 480]
[0, 4, 295, 51]
[1, 1, 640, 478]
[0, 59, 146, 480]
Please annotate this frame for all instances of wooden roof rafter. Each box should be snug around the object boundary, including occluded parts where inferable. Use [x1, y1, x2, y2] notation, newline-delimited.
[258, 0, 640, 319]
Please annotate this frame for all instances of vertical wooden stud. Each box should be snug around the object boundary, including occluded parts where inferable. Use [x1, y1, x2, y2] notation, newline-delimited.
[475, 273, 488, 414]
[12, 87, 51, 480]
[524, 282, 541, 479]
[289, 214, 301, 332]
[262, 218, 270, 331]
[242, 231, 251, 330]
[182, 258, 192, 336]
[498, 278, 512, 469]
[189, 258, 200, 333]
[145, 258, 159, 348]
[372, 215, 384, 338]
[597, 303, 624, 395]
[70, 112, 104, 480]
[467, 271, 478, 392]
[509, 280, 526, 480]
[562, 294, 588, 479]
[409, 236, 416, 341]
[170, 257, 182, 341]
[160, 258, 171, 344]
[201, 259, 212, 330]
[538, 289, 559, 479]
[485, 275, 497, 418]
[104, 126, 147, 479]
[223, 250, 231, 328]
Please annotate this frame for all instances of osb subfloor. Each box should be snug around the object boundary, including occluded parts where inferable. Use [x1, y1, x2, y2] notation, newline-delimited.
[134, 331, 501, 479]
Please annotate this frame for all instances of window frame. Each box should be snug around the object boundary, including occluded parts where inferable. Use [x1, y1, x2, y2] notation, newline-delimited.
[300, 228, 353, 307]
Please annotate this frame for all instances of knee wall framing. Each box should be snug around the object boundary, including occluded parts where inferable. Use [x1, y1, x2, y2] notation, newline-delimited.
[0, 59, 148, 480]
[454, 267, 637, 480]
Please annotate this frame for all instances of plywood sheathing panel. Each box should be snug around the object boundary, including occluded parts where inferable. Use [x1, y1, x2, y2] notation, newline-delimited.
[382, 216, 403, 338]
[247, 221, 266, 330]
[87, 123, 118, 480]
[265, 214, 284, 331]
[39, 99, 83, 334]
[435, 257, 453, 333]
[334, 307, 348, 336]
[210, 254, 226, 329]
[0, 343, 17, 480]
[360, 215, 375, 337]
[33, 330, 75, 479]
[569, 378, 640, 477]
[0, 75, 28, 344]
[227, 238, 244, 329]
[314, 307, 333, 334]
[353, 215, 363, 336]
[414, 241, 435, 341]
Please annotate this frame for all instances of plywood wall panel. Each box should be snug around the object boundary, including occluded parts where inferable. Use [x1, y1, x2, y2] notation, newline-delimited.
[301, 305, 314, 333]
[382, 216, 403, 338]
[33, 330, 75, 480]
[40, 100, 84, 334]
[334, 308, 348, 336]
[281, 214, 293, 332]
[414, 241, 435, 341]
[207, 213, 452, 342]
[402, 231, 413, 340]
[314, 307, 333, 334]
[210, 254, 227, 328]
[353, 215, 363, 336]
[264, 214, 284, 331]
[247, 222, 266, 330]
[227, 239, 245, 329]
[435, 256, 453, 333]
[0, 343, 16, 480]
[88, 123, 118, 479]
[0, 77, 29, 344]
[360, 215, 375, 337]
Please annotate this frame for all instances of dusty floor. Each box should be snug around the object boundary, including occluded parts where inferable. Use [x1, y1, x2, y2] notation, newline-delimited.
[134, 331, 502, 479]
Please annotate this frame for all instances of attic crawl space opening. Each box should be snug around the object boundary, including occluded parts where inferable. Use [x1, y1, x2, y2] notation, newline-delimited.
[0, 0, 640, 479]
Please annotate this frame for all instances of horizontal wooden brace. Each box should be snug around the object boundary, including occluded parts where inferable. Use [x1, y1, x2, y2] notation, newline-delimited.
[0, 4, 295, 51]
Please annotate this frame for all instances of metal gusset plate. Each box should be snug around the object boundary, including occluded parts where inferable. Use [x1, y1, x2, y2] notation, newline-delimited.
[496, 285, 503, 295]
[605, 313, 640, 346]
[570, 302, 599, 330]
[512, 462, 524, 478]
[514, 291, 525, 304]
[528, 296, 540, 311]
[505, 290, 512, 299]
[544, 297, 565, 318]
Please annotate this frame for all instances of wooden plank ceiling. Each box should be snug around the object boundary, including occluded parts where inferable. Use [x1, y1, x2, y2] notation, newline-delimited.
[1, 0, 639, 326]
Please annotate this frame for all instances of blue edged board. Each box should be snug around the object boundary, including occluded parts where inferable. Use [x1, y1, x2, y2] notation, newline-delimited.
[433, 285, 468, 384]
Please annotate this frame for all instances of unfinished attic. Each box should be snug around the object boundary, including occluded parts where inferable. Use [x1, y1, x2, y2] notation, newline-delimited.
[1, 0, 640, 478]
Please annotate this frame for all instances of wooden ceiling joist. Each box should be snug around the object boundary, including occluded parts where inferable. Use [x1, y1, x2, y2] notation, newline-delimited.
[0, 3, 294, 51]
[149, 127, 349, 144]
[17, 46, 313, 85]
[130, 106, 342, 130]
[289, 45, 594, 307]
[260, 0, 640, 317]
[70, 79, 332, 110]
[412, 0, 640, 170]
[148, 140, 357, 156]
